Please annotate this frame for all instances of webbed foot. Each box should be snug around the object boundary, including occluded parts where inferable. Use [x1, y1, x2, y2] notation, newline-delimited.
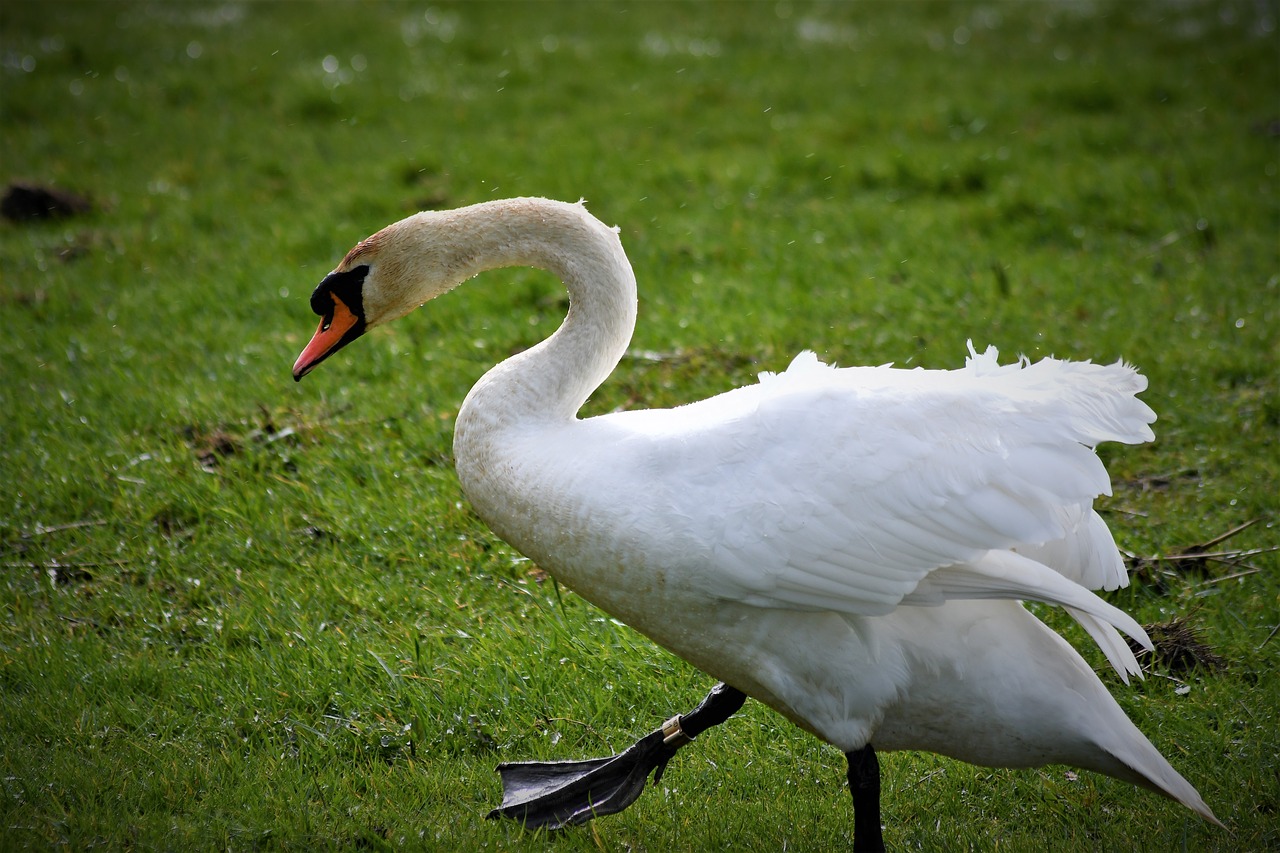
[487, 682, 747, 829]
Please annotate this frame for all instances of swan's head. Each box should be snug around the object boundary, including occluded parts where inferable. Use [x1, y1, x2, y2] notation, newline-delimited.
[292, 213, 464, 381]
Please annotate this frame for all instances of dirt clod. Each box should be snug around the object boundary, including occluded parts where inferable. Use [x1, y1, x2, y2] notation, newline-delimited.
[2, 182, 92, 221]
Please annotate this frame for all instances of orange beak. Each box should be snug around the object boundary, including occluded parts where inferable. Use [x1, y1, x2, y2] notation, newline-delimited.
[293, 293, 363, 380]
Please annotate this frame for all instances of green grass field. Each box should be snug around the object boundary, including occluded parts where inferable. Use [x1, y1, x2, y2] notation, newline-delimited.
[2, 1, 1277, 849]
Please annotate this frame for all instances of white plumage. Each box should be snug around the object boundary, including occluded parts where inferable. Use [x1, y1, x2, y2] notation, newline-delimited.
[293, 197, 1218, 831]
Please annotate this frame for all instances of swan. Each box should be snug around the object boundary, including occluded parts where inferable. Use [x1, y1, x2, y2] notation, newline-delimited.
[292, 197, 1219, 849]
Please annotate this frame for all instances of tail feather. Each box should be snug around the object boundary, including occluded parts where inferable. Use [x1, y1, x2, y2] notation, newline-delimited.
[1090, 716, 1223, 827]
[926, 550, 1151, 682]
[1065, 607, 1144, 685]
[939, 550, 1221, 825]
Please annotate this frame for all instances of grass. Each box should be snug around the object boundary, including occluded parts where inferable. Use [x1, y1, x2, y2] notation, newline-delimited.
[1, 0, 1277, 849]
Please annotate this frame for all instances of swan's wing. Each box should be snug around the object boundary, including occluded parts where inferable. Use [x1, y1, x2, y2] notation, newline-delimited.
[1012, 505, 1130, 591]
[608, 346, 1154, 618]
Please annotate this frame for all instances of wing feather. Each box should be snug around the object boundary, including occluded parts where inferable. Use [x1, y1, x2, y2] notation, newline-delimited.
[619, 346, 1154, 625]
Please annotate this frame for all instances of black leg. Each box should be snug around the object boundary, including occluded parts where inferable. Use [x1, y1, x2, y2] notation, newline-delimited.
[488, 682, 747, 829]
[669, 682, 747, 739]
[846, 744, 885, 853]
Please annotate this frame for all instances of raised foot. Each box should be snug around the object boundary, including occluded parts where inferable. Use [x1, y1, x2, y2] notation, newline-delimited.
[487, 683, 747, 830]
[486, 728, 677, 829]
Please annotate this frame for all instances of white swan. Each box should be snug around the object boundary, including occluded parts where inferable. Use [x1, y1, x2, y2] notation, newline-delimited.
[292, 197, 1219, 848]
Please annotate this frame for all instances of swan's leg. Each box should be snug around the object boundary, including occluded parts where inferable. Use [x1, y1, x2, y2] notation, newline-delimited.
[846, 744, 885, 853]
[673, 681, 748, 739]
[488, 683, 747, 829]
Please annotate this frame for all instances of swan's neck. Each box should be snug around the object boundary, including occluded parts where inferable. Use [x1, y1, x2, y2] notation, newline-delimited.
[449, 199, 637, 437]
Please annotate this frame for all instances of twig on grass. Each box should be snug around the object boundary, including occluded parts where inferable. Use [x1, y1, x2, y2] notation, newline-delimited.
[22, 519, 109, 537]
[1123, 518, 1274, 586]
[1190, 518, 1260, 549]
[3, 559, 125, 570]
[3, 558, 126, 587]
[1119, 518, 1275, 673]
[1199, 567, 1266, 586]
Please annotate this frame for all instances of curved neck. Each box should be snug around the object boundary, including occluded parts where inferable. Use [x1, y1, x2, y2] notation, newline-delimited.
[450, 199, 638, 433]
